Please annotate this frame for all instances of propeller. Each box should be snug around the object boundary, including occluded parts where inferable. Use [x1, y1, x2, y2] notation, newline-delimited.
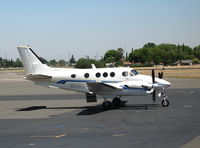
[158, 72, 163, 79]
[152, 69, 156, 103]
[152, 69, 155, 83]
[151, 69, 165, 103]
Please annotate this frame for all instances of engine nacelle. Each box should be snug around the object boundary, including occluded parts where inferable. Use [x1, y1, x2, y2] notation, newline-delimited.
[122, 81, 152, 89]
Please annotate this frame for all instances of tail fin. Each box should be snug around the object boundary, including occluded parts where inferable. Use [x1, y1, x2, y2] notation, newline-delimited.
[17, 46, 50, 74]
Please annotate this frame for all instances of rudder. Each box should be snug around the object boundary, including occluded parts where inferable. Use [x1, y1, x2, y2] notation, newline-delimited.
[17, 46, 49, 74]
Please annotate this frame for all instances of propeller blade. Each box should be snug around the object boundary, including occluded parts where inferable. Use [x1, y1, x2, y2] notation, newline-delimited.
[152, 69, 155, 83]
[158, 72, 163, 79]
[152, 90, 156, 103]
[152, 70, 156, 103]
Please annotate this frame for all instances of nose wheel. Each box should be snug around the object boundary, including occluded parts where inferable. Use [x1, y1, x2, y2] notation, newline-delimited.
[158, 91, 170, 107]
[161, 98, 169, 107]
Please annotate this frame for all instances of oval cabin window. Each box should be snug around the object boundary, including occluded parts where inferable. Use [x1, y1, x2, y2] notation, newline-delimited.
[96, 72, 101, 78]
[71, 74, 76, 78]
[110, 72, 115, 77]
[103, 72, 108, 77]
[122, 71, 128, 77]
[84, 73, 89, 78]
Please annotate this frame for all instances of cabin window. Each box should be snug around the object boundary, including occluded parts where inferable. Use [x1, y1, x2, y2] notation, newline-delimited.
[103, 72, 108, 77]
[71, 74, 76, 78]
[96, 72, 101, 78]
[110, 72, 115, 77]
[122, 71, 128, 77]
[84, 73, 89, 78]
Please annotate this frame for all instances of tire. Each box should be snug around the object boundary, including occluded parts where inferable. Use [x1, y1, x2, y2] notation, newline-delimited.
[112, 97, 121, 108]
[102, 101, 112, 110]
[162, 99, 169, 107]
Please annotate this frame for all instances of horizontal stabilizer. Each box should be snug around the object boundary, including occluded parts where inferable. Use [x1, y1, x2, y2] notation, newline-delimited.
[25, 74, 52, 80]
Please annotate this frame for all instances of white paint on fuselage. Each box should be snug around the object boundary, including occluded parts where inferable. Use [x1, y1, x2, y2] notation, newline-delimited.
[18, 46, 171, 100]
[47, 67, 137, 82]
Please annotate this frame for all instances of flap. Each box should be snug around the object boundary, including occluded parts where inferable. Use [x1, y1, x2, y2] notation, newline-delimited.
[86, 82, 122, 93]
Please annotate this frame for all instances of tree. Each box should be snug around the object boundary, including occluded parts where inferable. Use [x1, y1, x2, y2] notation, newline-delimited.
[125, 52, 128, 61]
[117, 48, 124, 60]
[140, 47, 153, 63]
[128, 43, 197, 66]
[88, 59, 105, 68]
[192, 58, 200, 64]
[157, 44, 177, 65]
[143, 42, 156, 48]
[194, 45, 200, 60]
[58, 59, 66, 66]
[0, 57, 2, 67]
[152, 47, 162, 65]
[104, 48, 124, 63]
[69, 55, 76, 65]
[75, 58, 105, 68]
[14, 58, 23, 67]
[129, 49, 142, 63]
[104, 50, 119, 61]
[49, 59, 57, 66]
[115, 61, 123, 67]
[105, 57, 115, 63]
[75, 58, 92, 68]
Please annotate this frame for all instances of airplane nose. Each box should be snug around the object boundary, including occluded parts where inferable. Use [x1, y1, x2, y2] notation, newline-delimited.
[162, 79, 171, 87]
[156, 78, 171, 88]
[165, 80, 171, 87]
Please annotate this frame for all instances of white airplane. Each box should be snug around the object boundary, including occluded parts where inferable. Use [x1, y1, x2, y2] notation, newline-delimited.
[17, 46, 171, 110]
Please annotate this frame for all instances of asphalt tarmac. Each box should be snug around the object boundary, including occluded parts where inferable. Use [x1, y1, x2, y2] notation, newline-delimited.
[0, 73, 200, 148]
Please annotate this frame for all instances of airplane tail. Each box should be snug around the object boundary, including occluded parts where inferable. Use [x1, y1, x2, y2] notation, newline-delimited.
[17, 46, 50, 75]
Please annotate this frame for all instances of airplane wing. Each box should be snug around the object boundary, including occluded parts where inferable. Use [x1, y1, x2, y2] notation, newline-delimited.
[86, 82, 123, 94]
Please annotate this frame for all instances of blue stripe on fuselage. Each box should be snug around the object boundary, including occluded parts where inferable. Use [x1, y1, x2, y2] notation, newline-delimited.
[56, 80, 147, 91]
[56, 79, 121, 84]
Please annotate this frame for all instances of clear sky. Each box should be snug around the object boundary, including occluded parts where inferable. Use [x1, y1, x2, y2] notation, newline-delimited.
[0, 0, 200, 60]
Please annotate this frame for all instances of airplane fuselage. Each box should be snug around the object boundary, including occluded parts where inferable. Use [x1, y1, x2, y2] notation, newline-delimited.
[30, 67, 170, 98]
[18, 46, 171, 108]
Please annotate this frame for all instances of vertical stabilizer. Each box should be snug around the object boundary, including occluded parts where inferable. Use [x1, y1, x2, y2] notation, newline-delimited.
[17, 46, 50, 74]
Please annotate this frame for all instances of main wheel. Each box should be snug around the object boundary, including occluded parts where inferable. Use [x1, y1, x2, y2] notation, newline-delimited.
[161, 99, 169, 107]
[112, 97, 122, 108]
[102, 101, 112, 110]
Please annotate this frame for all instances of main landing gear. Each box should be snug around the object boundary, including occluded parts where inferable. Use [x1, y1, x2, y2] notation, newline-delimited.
[102, 97, 122, 110]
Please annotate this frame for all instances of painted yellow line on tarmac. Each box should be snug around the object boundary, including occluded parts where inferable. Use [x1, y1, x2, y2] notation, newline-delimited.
[30, 134, 67, 138]
[112, 133, 126, 137]
[55, 134, 67, 138]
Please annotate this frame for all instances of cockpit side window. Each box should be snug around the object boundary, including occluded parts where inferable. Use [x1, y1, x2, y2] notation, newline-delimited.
[131, 69, 139, 76]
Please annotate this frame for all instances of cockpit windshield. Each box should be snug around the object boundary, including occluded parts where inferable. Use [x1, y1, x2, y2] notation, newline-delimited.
[131, 69, 139, 76]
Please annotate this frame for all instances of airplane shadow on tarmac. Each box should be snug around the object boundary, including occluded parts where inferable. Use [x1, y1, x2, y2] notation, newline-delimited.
[77, 103, 161, 115]
[16, 101, 162, 116]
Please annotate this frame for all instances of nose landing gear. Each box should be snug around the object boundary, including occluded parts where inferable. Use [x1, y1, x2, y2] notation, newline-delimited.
[162, 98, 169, 107]
[158, 91, 170, 107]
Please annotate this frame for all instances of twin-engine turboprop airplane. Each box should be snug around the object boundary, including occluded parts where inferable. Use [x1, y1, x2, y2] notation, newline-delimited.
[17, 46, 171, 110]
